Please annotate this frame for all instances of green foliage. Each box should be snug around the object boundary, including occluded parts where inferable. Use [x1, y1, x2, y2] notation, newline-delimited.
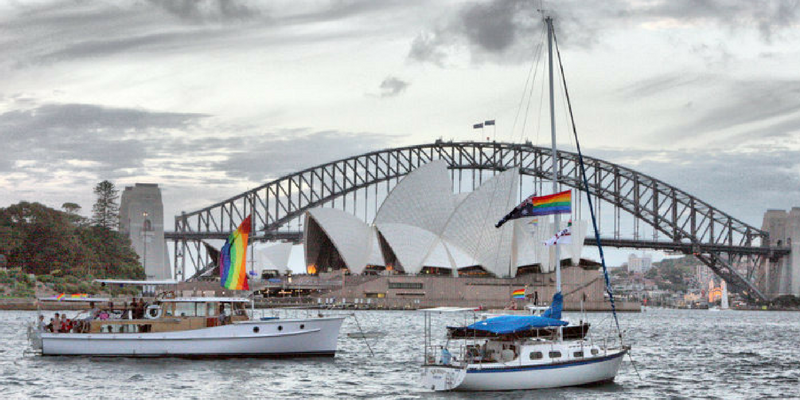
[648, 256, 696, 293]
[37, 274, 55, 283]
[0, 201, 144, 280]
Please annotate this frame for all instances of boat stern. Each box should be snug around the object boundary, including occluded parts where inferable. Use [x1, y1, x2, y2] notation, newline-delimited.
[420, 365, 466, 391]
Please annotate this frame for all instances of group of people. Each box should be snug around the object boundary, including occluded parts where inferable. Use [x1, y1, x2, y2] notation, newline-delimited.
[38, 298, 150, 333]
[39, 313, 74, 333]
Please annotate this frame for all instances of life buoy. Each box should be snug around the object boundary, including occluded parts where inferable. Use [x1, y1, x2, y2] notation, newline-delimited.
[145, 305, 162, 319]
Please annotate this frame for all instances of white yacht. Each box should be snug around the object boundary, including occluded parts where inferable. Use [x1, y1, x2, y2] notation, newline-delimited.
[420, 13, 630, 392]
[28, 280, 345, 358]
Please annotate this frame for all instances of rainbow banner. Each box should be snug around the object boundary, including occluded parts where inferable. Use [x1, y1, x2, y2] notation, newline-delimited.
[220, 215, 251, 291]
[512, 289, 526, 299]
[54, 293, 88, 301]
[496, 190, 572, 228]
[531, 190, 572, 216]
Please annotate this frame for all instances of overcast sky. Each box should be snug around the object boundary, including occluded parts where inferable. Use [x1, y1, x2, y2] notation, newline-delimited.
[2, 0, 800, 268]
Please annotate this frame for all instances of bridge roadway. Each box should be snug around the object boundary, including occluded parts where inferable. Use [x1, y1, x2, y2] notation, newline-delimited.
[165, 231, 790, 258]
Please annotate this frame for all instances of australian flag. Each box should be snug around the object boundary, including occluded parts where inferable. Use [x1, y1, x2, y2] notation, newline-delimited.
[495, 194, 536, 228]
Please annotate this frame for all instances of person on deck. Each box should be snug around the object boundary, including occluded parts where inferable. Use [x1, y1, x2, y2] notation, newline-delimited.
[134, 299, 145, 319]
[53, 313, 61, 332]
[47, 318, 55, 332]
[217, 305, 229, 326]
[37, 315, 46, 331]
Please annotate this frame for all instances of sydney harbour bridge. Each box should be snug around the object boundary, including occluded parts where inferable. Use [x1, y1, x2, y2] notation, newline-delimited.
[165, 140, 791, 303]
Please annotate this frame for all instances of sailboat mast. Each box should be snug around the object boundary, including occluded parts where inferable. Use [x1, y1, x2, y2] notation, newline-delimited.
[546, 16, 561, 293]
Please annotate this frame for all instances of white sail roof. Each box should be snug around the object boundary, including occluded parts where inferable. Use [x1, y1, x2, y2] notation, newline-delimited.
[375, 223, 440, 274]
[374, 160, 456, 233]
[304, 208, 374, 274]
[254, 242, 293, 274]
[440, 169, 519, 277]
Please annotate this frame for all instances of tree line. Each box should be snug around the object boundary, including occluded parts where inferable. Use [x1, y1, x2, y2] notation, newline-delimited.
[0, 180, 144, 279]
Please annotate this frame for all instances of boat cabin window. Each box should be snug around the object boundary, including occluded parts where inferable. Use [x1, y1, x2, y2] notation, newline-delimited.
[529, 351, 543, 360]
[591, 348, 599, 355]
[175, 302, 197, 317]
[196, 303, 209, 317]
[573, 351, 584, 358]
[548, 351, 562, 358]
[233, 302, 247, 316]
[100, 324, 150, 333]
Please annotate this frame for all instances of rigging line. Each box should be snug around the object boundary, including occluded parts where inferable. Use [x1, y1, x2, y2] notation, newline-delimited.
[510, 40, 539, 142]
[551, 23, 623, 340]
[518, 24, 547, 143]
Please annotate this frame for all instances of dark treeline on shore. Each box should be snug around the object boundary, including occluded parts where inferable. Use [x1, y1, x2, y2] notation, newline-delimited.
[0, 181, 144, 284]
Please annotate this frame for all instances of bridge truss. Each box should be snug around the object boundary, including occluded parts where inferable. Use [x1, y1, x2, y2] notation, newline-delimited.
[170, 141, 789, 302]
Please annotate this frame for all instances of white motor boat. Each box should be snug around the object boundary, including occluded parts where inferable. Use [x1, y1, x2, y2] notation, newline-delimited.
[29, 282, 345, 357]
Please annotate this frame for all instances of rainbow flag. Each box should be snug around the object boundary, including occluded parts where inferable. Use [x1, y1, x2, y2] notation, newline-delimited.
[496, 190, 572, 228]
[531, 190, 572, 216]
[220, 215, 251, 290]
[54, 293, 88, 301]
[512, 289, 526, 299]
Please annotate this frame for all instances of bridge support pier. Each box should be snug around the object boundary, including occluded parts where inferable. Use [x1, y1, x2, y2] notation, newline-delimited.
[761, 208, 800, 298]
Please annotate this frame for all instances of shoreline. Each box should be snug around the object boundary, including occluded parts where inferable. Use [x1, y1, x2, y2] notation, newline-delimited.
[1, 297, 797, 312]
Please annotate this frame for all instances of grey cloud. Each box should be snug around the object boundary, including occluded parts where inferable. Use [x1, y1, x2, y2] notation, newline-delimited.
[147, 0, 261, 23]
[409, 0, 800, 65]
[214, 129, 395, 181]
[648, 79, 800, 142]
[0, 103, 208, 176]
[378, 77, 410, 98]
[618, 73, 716, 98]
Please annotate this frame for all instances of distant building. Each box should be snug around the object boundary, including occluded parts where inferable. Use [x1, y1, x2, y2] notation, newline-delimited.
[627, 253, 652, 274]
[119, 183, 171, 280]
[695, 264, 714, 288]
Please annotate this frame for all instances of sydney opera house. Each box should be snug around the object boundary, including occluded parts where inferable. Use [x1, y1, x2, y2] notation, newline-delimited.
[303, 160, 588, 278]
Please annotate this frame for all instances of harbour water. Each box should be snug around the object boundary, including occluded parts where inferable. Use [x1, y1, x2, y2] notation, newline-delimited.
[1, 308, 798, 399]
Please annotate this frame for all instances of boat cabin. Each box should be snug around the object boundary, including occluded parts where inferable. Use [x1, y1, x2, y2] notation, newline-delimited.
[83, 297, 252, 334]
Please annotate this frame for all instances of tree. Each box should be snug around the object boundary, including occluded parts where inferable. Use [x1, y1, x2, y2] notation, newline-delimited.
[61, 202, 85, 226]
[91, 180, 119, 229]
[0, 201, 144, 278]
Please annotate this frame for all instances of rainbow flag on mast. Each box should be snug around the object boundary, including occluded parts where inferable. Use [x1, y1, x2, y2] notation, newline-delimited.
[496, 190, 572, 228]
[512, 289, 526, 299]
[220, 215, 251, 290]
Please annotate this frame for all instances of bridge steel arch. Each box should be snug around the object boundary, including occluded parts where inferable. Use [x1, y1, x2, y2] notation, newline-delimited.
[172, 141, 779, 302]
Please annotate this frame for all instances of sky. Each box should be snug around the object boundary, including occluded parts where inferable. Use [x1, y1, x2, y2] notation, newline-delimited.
[2, 0, 800, 270]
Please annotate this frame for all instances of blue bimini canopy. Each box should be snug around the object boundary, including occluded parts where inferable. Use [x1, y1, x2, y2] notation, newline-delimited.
[465, 315, 568, 335]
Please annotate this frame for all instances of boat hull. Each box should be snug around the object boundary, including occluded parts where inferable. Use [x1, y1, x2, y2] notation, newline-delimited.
[422, 349, 626, 391]
[38, 317, 345, 357]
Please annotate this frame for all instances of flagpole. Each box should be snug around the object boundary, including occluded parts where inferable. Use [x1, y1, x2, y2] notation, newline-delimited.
[547, 16, 561, 294]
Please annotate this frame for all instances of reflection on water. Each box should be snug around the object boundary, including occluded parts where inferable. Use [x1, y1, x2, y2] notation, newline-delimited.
[1, 308, 799, 399]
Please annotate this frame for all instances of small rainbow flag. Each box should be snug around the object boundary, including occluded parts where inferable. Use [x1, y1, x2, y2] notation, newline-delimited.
[54, 293, 88, 301]
[220, 215, 251, 291]
[512, 289, 525, 299]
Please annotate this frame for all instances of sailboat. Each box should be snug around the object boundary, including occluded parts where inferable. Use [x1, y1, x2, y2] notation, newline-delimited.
[420, 15, 628, 391]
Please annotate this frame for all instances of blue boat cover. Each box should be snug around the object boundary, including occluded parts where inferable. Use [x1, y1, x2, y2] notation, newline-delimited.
[541, 292, 563, 320]
[465, 315, 567, 334]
